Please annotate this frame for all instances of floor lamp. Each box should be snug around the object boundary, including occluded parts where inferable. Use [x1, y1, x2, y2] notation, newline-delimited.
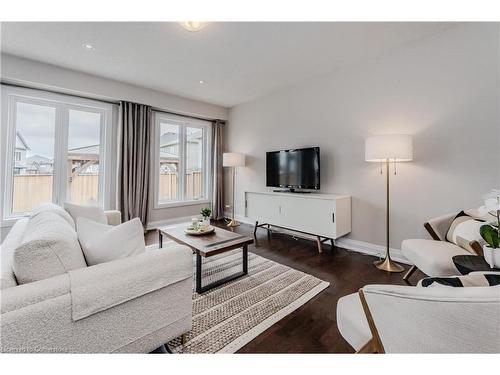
[365, 134, 413, 273]
[223, 152, 246, 227]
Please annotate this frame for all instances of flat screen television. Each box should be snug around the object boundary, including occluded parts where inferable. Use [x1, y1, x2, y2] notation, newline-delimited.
[266, 147, 320, 191]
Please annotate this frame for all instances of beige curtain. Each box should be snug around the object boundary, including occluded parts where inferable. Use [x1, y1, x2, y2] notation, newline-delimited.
[117, 101, 152, 227]
[211, 120, 225, 220]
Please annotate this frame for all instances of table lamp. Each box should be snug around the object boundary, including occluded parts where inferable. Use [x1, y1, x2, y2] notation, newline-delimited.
[365, 134, 413, 272]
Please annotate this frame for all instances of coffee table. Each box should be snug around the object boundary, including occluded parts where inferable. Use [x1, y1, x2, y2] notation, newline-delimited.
[158, 224, 254, 293]
[453, 255, 500, 275]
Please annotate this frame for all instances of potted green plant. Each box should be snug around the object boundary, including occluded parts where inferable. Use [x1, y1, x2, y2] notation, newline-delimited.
[479, 189, 500, 268]
[201, 207, 212, 225]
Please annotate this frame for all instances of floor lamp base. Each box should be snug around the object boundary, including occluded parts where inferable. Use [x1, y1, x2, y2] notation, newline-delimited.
[374, 257, 404, 273]
[227, 219, 240, 227]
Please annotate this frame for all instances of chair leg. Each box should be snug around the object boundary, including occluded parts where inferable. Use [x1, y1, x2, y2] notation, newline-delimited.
[356, 339, 379, 354]
[403, 265, 417, 281]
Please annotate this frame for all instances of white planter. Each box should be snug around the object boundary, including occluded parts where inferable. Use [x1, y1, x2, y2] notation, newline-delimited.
[202, 217, 211, 225]
[483, 245, 500, 269]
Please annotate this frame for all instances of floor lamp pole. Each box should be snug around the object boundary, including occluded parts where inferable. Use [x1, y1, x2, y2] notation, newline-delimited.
[227, 166, 239, 227]
[373, 159, 404, 272]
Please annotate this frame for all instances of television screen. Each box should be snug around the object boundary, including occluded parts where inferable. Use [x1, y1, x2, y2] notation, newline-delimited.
[266, 147, 320, 190]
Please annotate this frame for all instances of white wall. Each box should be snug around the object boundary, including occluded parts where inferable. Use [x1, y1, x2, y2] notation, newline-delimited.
[1, 54, 228, 238]
[226, 23, 500, 250]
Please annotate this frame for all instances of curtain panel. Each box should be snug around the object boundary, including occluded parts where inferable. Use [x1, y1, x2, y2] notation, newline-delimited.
[117, 101, 152, 227]
[211, 120, 225, 220]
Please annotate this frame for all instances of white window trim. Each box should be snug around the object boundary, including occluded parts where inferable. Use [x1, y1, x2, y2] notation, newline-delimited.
[1, 86, 115, 226]
[153, 111, 212, 209]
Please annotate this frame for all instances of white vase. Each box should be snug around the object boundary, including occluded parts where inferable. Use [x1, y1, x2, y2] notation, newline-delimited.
[483, 245, 500, 269]
[202, 217, 211, 225]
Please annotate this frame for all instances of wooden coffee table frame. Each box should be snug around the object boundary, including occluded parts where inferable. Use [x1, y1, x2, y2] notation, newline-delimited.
[158, 226, 254, 293]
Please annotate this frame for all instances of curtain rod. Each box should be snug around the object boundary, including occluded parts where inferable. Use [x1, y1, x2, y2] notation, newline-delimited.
[0, 81, 225, 124]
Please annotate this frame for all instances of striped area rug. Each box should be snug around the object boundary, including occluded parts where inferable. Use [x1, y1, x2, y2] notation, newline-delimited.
[167, 249, 329, 353]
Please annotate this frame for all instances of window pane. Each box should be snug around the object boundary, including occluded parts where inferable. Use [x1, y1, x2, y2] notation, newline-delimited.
[12, 102, 56, 214]
[185, 127, 204, 200]
[159, 122, 180, 202]
[67, 110, 101, 204]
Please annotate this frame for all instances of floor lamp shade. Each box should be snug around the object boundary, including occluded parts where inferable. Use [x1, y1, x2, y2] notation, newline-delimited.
[365, 135, 413, 162]
[223, 153, 246, 167]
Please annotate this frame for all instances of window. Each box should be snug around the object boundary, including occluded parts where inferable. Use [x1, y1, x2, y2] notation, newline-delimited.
[1, 86, 114, 220]
[154, 112, 211, 207]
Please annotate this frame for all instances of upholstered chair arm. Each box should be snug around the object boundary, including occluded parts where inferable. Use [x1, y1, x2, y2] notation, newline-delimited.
[361, 284, 500, 353]
[104, 210, 122, 226]
[424, 212, 457, 241]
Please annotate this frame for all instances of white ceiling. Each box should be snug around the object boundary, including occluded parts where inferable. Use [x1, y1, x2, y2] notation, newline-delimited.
[0, 22, 454, 107]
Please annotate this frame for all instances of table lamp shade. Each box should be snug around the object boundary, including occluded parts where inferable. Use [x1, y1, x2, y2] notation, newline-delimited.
[223, 152, 246, 167]
[365, 134, 413, 162]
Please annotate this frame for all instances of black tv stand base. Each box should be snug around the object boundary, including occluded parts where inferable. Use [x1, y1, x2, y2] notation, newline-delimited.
[272, 189, 311, 194]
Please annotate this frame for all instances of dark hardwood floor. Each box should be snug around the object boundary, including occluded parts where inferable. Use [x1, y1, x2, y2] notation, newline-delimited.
[145, 221, 425, 353]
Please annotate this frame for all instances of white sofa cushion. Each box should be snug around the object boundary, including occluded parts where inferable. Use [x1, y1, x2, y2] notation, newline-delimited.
[1, 218, 29, 289]
[64, 202, 107, 225]
[12, 211, 87, 284]
[336, 292, 371, 351]
[76, 217, 145, 266]
[401, 239, 470, 277]
[32, 203, 75, 228]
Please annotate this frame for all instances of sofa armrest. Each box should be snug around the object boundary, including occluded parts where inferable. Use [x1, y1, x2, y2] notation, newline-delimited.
[424, 212, 457, 241]
[104, 210, 122, 226]
[1, 274, 70, 314]
[69, 246, 192, 321]
[362, 284, 500, 353]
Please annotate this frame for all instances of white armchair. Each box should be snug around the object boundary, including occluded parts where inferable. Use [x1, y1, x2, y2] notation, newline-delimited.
[336, 278, 500, 353]
[401, 211, 484, 281]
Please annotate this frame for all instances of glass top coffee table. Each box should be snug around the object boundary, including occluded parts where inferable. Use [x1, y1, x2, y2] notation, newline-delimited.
[158, 223, 254, 293]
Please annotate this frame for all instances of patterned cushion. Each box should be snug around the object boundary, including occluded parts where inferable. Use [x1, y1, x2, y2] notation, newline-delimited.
[421, 273, 500, 287]
[446, 211, 485, 254]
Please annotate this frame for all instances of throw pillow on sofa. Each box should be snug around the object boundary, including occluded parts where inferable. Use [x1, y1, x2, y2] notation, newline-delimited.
[31, 202, 76, 228]
[64, 202, 107, 225]
[76, 217, 145, 266]
[12, 211, 87, 284]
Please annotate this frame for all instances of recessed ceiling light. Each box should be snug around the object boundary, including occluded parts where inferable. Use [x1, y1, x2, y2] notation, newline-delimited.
[180, 22, 206, 32]
[199, 80, 205, 84]
[82, 43, 95, 51]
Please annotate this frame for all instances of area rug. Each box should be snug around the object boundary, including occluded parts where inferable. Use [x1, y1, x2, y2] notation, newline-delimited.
[167, 250, 329, 353]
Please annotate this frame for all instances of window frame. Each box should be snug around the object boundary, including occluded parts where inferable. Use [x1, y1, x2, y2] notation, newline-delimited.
[1, 86, 115, 224]
[153, 111, 212, 209]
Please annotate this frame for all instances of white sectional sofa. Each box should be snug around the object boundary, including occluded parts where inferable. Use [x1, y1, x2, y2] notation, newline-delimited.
[0, 205, 193, 353]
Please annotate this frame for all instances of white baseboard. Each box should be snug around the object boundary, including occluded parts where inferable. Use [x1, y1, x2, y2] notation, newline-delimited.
[230, 213, 411, 265]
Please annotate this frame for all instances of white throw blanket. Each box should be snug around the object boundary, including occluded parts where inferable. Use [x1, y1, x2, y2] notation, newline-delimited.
[69, 247, 192, 321]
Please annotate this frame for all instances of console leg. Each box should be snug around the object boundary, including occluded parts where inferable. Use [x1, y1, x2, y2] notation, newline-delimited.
[316, 236, 323, 253]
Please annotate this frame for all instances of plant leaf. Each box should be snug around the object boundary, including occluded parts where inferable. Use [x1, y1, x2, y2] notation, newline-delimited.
[480, 224, 499, 248]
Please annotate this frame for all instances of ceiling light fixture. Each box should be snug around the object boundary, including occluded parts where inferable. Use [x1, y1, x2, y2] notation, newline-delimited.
[82, 43, 95, 51]
[180, 22, 206, 32]
[199, 80, 205, 84]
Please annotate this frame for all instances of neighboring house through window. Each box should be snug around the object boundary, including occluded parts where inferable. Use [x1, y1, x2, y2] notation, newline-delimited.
[1, 86, 115, 220]
[154, 111, 211, 207]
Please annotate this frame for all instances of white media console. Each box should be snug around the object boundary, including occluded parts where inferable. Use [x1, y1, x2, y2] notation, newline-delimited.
[244, 191, 352, 253]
